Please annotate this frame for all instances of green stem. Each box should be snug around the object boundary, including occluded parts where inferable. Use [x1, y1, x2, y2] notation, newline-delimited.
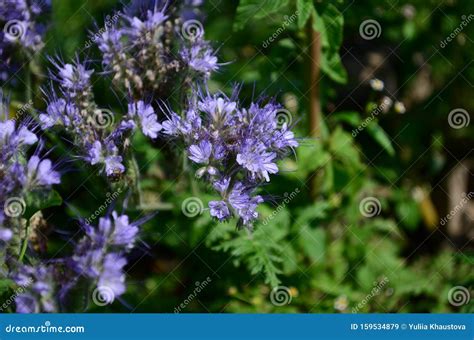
[131, 154, 144, 207]
[18, 223, 29, 262]
[25, 64, 33, 105]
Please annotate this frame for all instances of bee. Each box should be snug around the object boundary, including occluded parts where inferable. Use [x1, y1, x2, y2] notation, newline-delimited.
[108, 168, 123, 182]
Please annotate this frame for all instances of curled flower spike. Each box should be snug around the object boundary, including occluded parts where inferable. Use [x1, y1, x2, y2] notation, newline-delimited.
[41, 59, 162, 179]
[95, 0, 219, 98]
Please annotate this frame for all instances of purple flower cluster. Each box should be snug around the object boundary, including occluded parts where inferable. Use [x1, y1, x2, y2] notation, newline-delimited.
[13, 264, 57, 313]
[95, 0, 218, 98]
[163, 91, 298, 228]
[13, 211, 141, 312]
[40, 59, 161, 177]
[0, 0, 50, 81]
[0, 92, 60, 242]
[71, 212, 139, 304]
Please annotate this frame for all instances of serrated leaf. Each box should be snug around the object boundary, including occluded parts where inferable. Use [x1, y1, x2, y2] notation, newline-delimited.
[234, 0, 290, 31]
[210, 217, 290, 288]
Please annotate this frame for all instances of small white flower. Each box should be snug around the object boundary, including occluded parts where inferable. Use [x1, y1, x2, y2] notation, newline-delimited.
[394, 101, 406, 114]
[369, 78, 384, 91]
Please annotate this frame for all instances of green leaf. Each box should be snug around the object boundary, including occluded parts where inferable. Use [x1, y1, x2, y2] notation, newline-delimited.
[294, 202, 330, 227]
[329, 127, 361, 169]
[313, 4, 344, 51]
[299, 225, 326, 262]
[234, 0, 290, 31]
[321, 50, 348, 84]
[0, 278, 14, 295]
[296, 0, 313, 29]
[311, 4, 347, 83]
[365, 123, 395, 156]
[294, 139, 331, 178]
[210, 212, 291, 288]
[322, 159, 334, 193]
[24, 190, 62, 220]
[331, 111, 361, 126]
[396, 200, 421, 230]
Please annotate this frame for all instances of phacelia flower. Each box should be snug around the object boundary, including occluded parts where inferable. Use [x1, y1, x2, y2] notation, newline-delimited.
[162, 90, 298, 228]
[13, 264, 58, 313]
[128, 101, 161, 139]
[95, 0, 219, 98]
[71, 211, 141, 304]
[41, 59, 161, 179]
